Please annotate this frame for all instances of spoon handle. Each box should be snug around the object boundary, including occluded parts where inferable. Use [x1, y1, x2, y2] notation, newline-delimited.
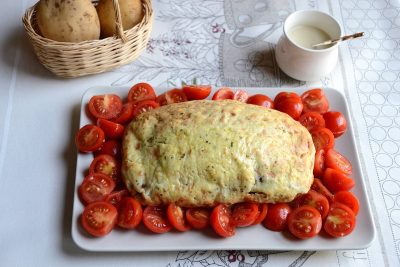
[312, 32, 364, 47]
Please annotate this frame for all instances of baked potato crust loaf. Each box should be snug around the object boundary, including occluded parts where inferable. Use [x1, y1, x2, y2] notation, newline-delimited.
[122, 100, 315, 207]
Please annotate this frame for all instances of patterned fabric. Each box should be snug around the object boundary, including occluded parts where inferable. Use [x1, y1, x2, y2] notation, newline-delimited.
[108, 0, 399, 266]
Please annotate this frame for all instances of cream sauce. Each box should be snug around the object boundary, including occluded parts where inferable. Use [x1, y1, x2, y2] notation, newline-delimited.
[288, 25, 332, 49]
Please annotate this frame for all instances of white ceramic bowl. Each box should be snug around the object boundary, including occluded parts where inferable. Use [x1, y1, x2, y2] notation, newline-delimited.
[275, 10, 342, 81]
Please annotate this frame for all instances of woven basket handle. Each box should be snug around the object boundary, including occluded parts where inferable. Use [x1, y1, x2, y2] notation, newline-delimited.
[112, 0, 127, 42]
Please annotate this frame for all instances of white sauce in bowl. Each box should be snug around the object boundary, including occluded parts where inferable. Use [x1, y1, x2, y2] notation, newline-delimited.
[288, 25, 332, 49]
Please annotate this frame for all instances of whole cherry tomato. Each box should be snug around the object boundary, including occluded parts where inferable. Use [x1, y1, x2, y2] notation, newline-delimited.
[323, 111, 347, 138]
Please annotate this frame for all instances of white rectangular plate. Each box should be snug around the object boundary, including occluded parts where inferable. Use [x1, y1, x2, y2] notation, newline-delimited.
[72, 86, 375, 251]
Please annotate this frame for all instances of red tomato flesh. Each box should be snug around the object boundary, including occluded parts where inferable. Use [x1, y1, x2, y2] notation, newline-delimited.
[211, 204, 235, 237]
[95, 139, 121, 159]
[79, 173, 116, 204]
[97, 119, 124, 140]
[247, 94, 274, 108]
[165, 89, 188, 104]
[75, 124, 105, 153]
[128, 82, 156, 103]
[324, 202, 356, 237]
[112, 103, 134, 125]
[117, 197, 143, 229]
[143, 206, 172, 234]
[233, 90, 249, 102]
[251, 203, 269, 225]
[186, 208, 211, 229]
[167, 203, 191, 231]
[132, 100, 160, 118]
[182, 85, 212, 100]
[88, 94, 123, 120]
[231, 202, 259, 227]
[156, 93, 168, 106]
[311, 178, 334, 203]
[323, 168, 355, 193]
[311, 128, 335, 151]
[287, 205, 322, 239]
[105, 189, 129, 207]
[212, 87, 234, 100]
[313, 149, 326, 178]
[301, 88, 329, 114]
[325, 148, 353, 175]
[81, 201, 117, 237]
[299, 112, 325, 132]
[334, 191, 360, 215]
[292, 190, 330, 219]
[263, 203, 292, 231]
[89, 154, 120, 182]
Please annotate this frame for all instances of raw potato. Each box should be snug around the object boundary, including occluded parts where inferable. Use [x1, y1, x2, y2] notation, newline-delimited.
[97, 0, 144, 38]
[36, 0, 100, 42]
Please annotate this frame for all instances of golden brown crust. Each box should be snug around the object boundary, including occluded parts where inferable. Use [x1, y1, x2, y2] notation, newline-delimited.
[122, 100, 315, 207]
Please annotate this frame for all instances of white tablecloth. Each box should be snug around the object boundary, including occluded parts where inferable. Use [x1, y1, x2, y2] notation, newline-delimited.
[1, 0, 399, 266]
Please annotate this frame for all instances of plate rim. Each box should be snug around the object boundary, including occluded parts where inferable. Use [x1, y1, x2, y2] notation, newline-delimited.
[71, 85, 376, 252]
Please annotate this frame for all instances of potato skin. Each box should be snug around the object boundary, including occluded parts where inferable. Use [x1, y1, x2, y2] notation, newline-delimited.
[97, 0, 144, 38]
[36, 0, 100, 42]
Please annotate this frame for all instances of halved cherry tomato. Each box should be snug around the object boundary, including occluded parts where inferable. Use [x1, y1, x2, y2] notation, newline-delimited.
[81, 201, 117, 237]
[263, 203, 292, 231]
[334, 191, 360, 215]
[287, 205, 322, 239]
[323, 111, 347, 137]
[324, 202, 356, 237]
[89, 154, 120, 182]
[325, 148, 352, 175]
[143, 206, 172, 234]
[233, 90, 249, 102]
[88, 94, 123, 120]
[292, 190, 330, 219]
[311, 128, 335, 151]
[311, 178, 334, 203]
[165, 89, 188, 104]
[117, 197, 143, 229]
[112, 103, 135, 125]
[212, 87, 234, 100]
[95, 139, 121, 159]
[323, 168, 355, 193]
[247, 94, 274, 108]
[75, 124, 105, 152]
[167, 203, 191, 232]
[79, 173, 116, 204]
[105, 189, 129, 207]
[301, 88, 329, 114]
[274, 92, 303, 120]
[132, 100, 160, 118]
[156, 93, 168, 106]
[299, 112, 325, 132]
[182, 85, 212, 100]
[127, 82, 156, 103]
[251, 203, 269, 225]
[231, 202, 259, 227]
[313, 149, 326, 178]
[97, 119, 124, 139]
[211, 204, 235, 237]
[186, 208, 211, 229]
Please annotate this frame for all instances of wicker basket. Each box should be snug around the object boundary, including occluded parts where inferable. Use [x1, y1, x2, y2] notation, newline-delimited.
[22, 0, 153, 78]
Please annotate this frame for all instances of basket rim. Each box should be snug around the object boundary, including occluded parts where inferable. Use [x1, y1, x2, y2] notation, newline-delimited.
[22, 0, 153, 46]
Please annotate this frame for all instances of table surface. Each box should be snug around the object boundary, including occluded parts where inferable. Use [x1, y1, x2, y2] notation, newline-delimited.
[1, 0, 399, 266]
